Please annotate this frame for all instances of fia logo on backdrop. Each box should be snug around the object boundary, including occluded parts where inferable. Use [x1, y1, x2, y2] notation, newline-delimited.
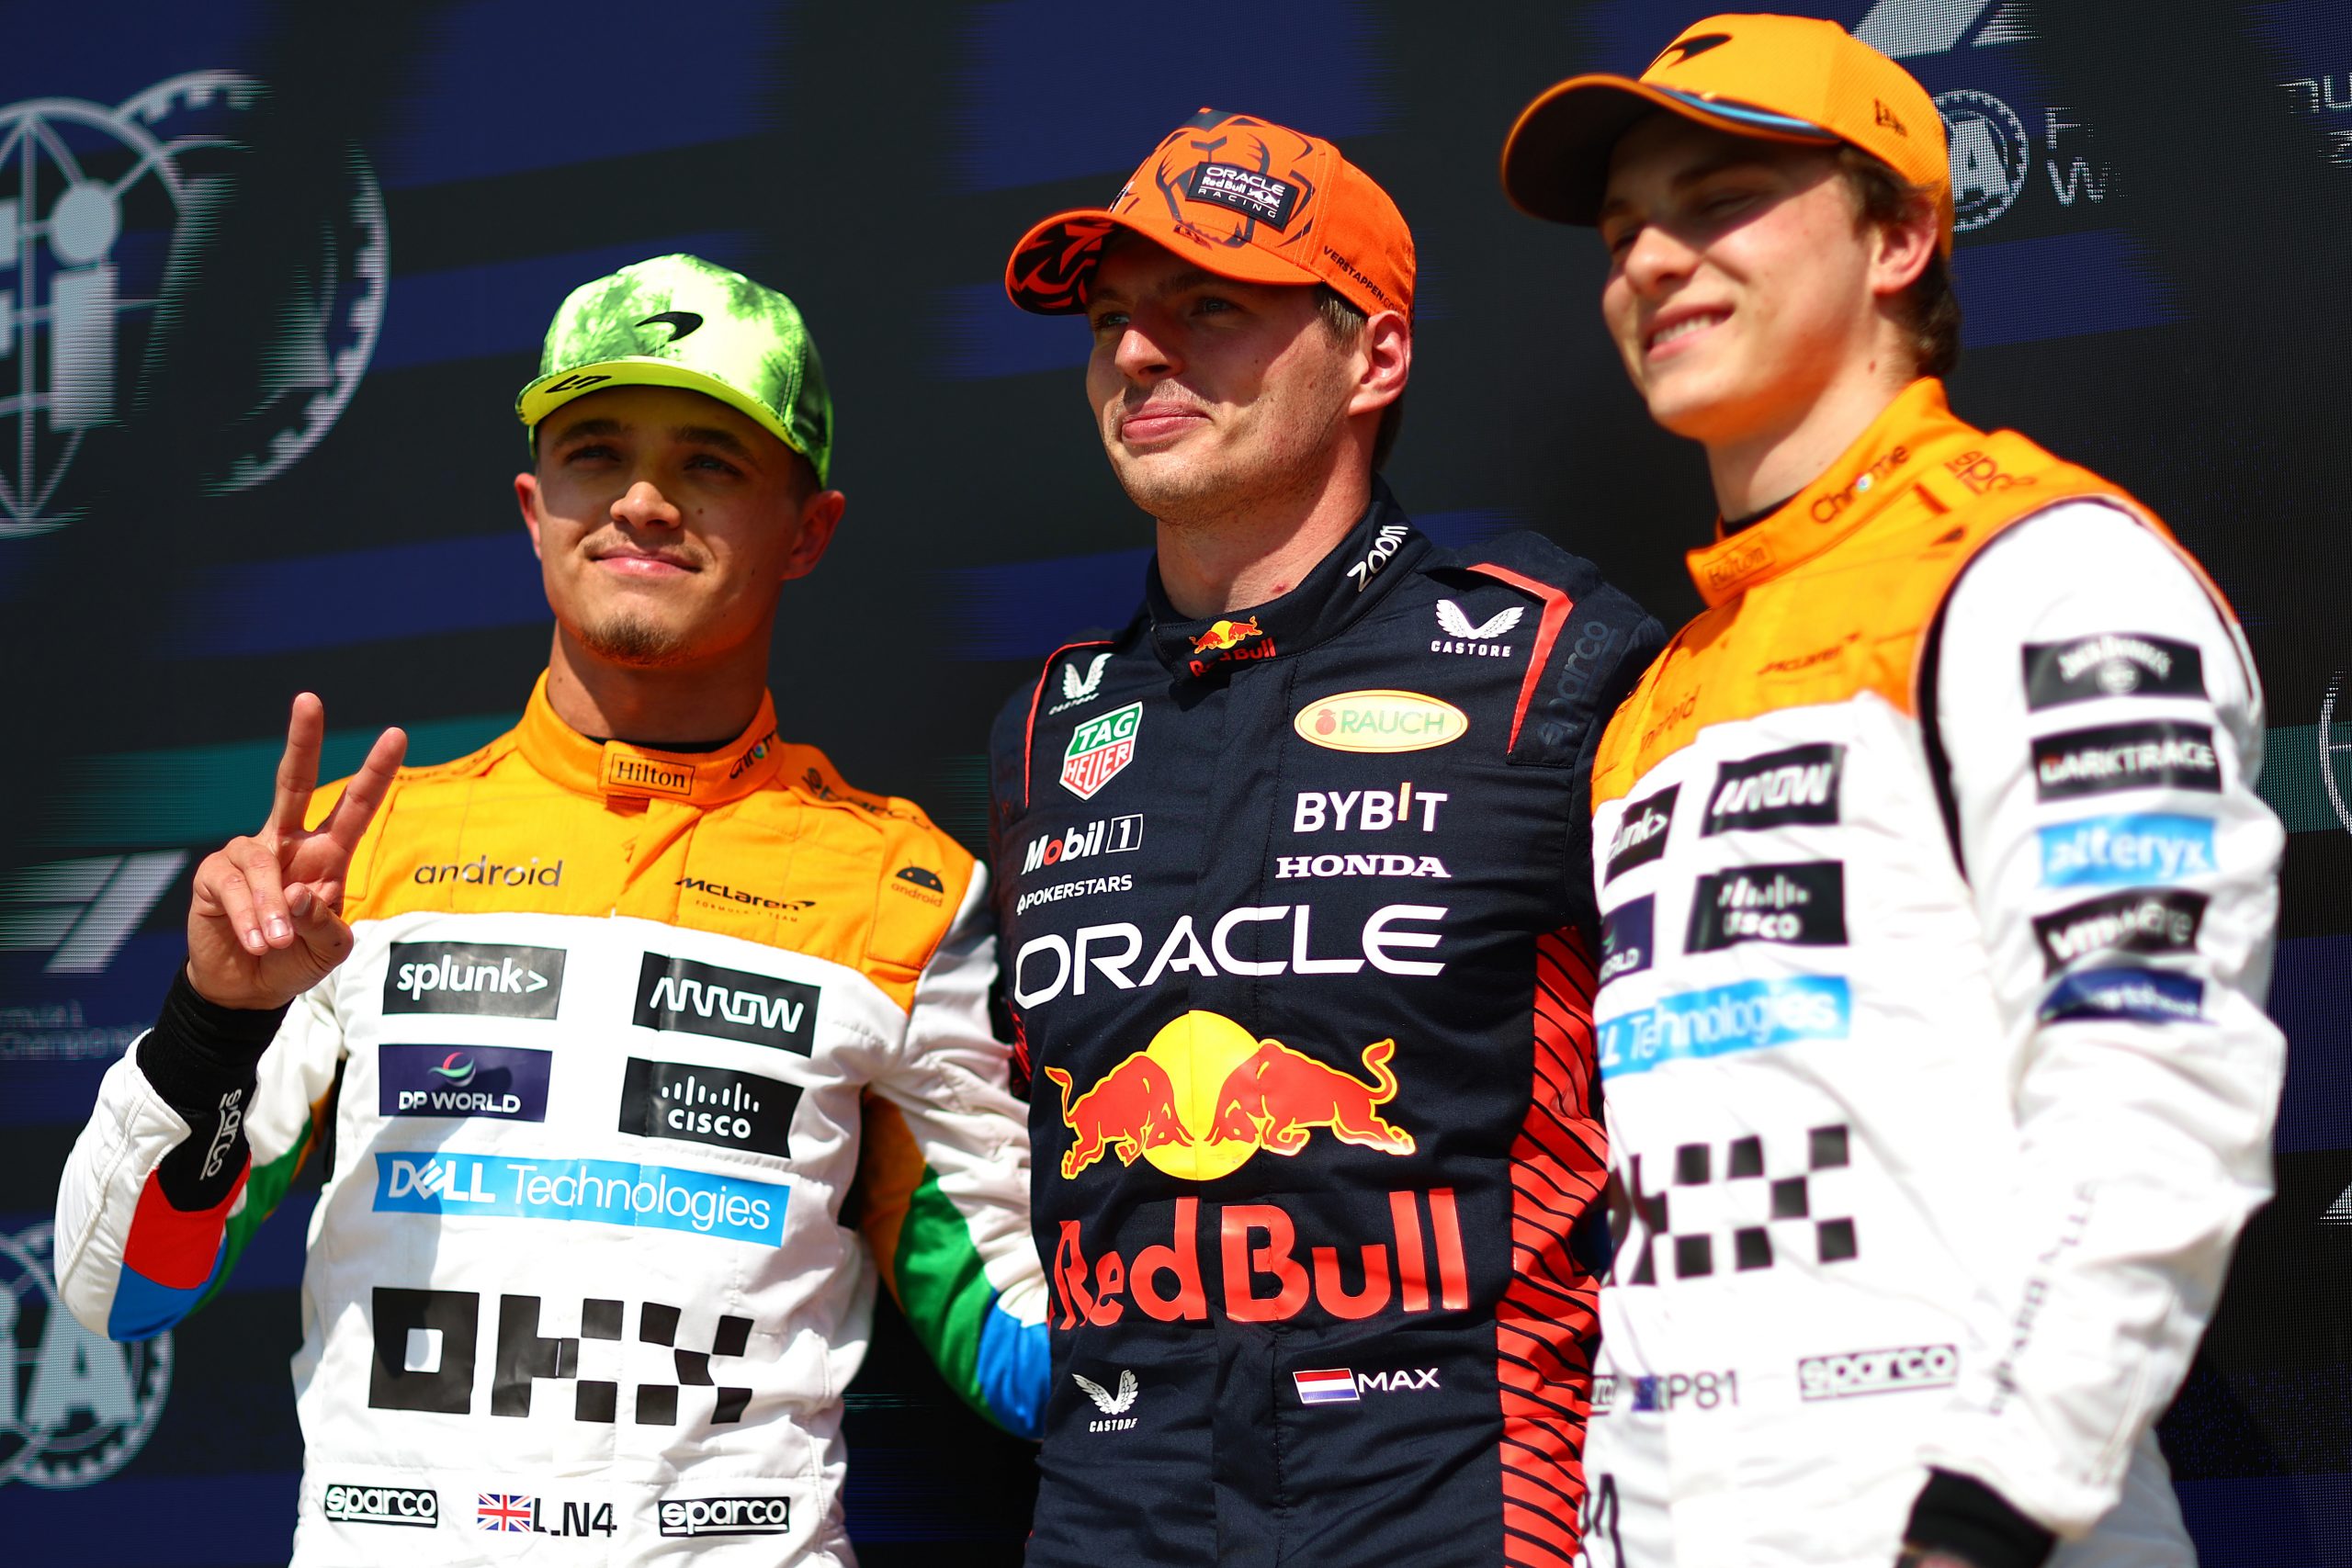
[0, 71, 385, 536]
[0, 1224, 172, 1489]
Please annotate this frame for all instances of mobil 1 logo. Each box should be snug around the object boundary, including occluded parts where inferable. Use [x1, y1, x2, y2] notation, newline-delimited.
[384, 942, 564, 1020]
[2023, 633, 2205, 710]
[1689, 862, 1847, 952]
[1703, 744, 1842, 835]
[636, 952, 819, 1055]
[618, 1058, 800, 1158]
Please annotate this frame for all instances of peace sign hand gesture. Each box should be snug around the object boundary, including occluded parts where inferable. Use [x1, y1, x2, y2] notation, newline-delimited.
[186, 694, 408, 1011]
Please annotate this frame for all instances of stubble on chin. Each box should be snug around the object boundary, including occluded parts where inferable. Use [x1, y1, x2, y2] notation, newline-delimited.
[574, 609, 691, 668]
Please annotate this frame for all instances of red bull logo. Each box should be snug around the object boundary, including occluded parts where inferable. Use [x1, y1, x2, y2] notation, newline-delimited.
[1190, 616, 1263, 655]
[1051, 1189, 1472, 1328]
[1045, 1010, 1414, 1181]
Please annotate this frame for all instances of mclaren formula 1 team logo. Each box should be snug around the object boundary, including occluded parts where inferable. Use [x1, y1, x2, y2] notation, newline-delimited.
[1043, 1010, 1415, 1182]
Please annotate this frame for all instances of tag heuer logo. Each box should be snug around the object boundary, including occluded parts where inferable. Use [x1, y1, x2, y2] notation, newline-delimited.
[1060, 702, 1140, 800]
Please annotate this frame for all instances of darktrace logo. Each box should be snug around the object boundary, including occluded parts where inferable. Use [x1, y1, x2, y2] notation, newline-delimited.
[659, 1495, 790, 1538]
[891, 864, 946, 906]
[675, 875, 812, 914]
[638, 310, 705, 344]
[412, 854, 562, 888]
[323, 1482, 438, 1528]
[1600, 896, 1654, 984]
[618, 1058, 800, 1158]
[368, 1291, 753, 1425]
[2031, 720, 2219, 802]
[1797, 1344, 1957, 1401]
[1688, 862, 1848, 952]
[2031, 889, 2205, 976]
[1604, 785, 1678, 882]
[2023, 633, 2205, 710]
[383, 942, 564, 1020]
[379, 1043, 552, 1122]
[1702, 744, 1842, 835]
[634, 952, 819, 1054]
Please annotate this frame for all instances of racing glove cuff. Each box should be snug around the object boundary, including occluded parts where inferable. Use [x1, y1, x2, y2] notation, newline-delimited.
[1900, 1470, 2057, 1568]
[137, 964, 288, 1116]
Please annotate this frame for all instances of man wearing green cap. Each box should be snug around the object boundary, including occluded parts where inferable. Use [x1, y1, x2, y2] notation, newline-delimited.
[56, 254, 1049, 1566]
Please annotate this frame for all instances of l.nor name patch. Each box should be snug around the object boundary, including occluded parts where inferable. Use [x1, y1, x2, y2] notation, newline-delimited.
[2032, 720, 2219, 802]
[1186, 162, 1301, 229]
[2023, 633, 2204, 710]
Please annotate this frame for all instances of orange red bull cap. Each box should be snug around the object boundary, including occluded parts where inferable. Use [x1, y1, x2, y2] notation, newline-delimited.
[1500, 12, 1953, 254]
[1005, 107, 1415, 320]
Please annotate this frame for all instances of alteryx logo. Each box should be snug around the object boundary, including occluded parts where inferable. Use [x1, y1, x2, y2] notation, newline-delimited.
[373, 1153, 786, 1245]
[2038, 814, 2215, 888]
[1598, 976, 1850, 1079]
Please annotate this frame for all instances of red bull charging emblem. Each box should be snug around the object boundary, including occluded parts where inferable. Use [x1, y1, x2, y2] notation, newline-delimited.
[1043, 1010, 1415, 1182]
[1189, 616, 1263, 656]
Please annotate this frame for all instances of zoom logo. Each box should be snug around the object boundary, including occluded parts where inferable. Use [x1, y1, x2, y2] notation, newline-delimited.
[617, 1058, 801, 1158]
[659, 1495, 790, 1538]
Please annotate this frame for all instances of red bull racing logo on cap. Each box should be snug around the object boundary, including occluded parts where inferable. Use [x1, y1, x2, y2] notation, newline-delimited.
[1061, 702, 1141, 800]
[1043, 1010, 1414, 1182]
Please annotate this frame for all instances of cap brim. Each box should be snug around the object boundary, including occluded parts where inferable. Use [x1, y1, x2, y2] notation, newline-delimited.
[1004, 207, 1324, 316]
[1502, 73, 1838, 225]
[515, 358, 814, 471]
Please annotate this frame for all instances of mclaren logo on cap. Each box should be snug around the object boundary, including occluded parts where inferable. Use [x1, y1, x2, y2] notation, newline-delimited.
[639, 310, 706, 344]
[1652, 31, 1733, 69]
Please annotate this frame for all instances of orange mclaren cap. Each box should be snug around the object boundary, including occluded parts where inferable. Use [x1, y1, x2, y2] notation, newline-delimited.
[1005, 107, 1414, 319]
[1501, 12, 1952, 253]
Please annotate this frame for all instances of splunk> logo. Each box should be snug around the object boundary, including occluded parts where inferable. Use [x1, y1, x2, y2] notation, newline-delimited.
[0, 1223, 172, 1489]
[0, 73, 384, 536]
[1044, 1010, 1414, 1182]
[0, 852, 187, 975]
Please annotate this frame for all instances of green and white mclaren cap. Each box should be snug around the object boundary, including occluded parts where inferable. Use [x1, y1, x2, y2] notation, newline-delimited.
[515, 254, 834, 484]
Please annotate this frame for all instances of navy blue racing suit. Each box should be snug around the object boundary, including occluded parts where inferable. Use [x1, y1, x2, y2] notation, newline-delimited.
[988, 486, 1664, 1567]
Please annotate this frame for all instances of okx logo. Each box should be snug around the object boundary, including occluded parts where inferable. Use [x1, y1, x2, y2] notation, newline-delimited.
[383, 942, 564, 1019]
[368, 1290, 752, 1427]
[635, 952, 819, 1054]
[1044, 1010, 1414, 1182]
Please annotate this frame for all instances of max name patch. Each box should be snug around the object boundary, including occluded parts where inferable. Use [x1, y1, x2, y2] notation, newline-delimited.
[1186, 162, 1301, 229]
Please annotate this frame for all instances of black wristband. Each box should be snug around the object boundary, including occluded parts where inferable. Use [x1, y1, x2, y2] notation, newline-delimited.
[1902, 1470, 2057, 1568]
[135, 965, 290, 1118]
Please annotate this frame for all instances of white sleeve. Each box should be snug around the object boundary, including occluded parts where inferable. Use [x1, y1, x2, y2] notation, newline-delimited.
[1916, 501, 2286, 1536]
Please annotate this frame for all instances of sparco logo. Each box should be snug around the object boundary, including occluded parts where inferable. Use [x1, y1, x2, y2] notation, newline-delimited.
[1688, 862, 1848, 952]
[2023, 633, 2205, 711]
[660, 1495, 789, 1537]
[382, 942, 564, 1019]
[322, 1483, 439, 1528]
[634, 953, 819, 1055]
[1604, 784, 1678, 882]
[1797, 1344, 1959, 1401]
[1703, 744, 1843, 835]
[2031, 888, 2206, 976]
[2031, 720, 2219, 802]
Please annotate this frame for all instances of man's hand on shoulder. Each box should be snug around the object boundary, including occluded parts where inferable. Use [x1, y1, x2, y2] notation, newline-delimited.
[185, 693, 406, 1010]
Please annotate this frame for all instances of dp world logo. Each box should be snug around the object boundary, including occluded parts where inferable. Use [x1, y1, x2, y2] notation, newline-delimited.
[0, 1223, 172, 1489]
[1935, 88, 2030, 231]
[0, 71, 385, 536]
